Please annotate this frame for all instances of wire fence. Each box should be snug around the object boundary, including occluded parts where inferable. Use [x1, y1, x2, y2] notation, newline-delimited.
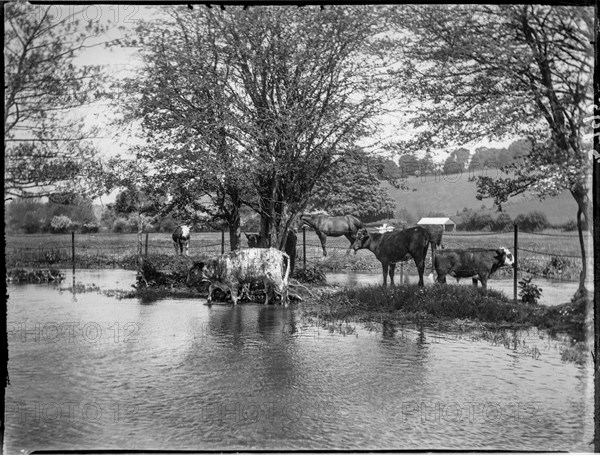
[5, 227, 589, 286]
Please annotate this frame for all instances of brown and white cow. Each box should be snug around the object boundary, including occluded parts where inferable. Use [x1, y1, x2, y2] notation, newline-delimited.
[172, 225, 191, 256]
[185, 248, 291, 305]
[351, 226, 431, 287]
[434, 247, 514, 290]
[244, 231, 297, 276]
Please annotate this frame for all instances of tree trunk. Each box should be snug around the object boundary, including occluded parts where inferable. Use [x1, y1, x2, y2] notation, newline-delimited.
[227, 191, 242, 251]
[267, 178, 280, 248]
[570, 188, 589, 295]
[228, 211, 241, 251]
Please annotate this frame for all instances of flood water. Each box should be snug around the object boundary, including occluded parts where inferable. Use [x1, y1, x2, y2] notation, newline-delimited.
[5, 269, 593, 452]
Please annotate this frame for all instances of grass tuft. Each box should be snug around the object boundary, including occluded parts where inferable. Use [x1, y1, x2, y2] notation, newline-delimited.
[302, 283, 587, 341]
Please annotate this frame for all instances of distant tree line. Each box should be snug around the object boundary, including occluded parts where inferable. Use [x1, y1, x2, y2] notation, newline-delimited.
[455, 209, 584, 232]
[382, 139, 532, 179]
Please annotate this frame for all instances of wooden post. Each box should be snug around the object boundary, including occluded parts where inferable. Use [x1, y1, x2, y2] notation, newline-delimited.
[71, 231, 75, 276]
[513, 224, 518, 303]
[145, 232, 149, 258]
[303, 226, 307, 270]
[221, 229, 225, 254]
[400, 263, 404, 284]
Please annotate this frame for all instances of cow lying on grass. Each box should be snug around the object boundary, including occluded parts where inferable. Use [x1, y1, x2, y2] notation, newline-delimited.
[185, 248, 290, 305]
[351, 226, 430, 287]
[434, 248, 514, 290]
[172, 225, 191, 256]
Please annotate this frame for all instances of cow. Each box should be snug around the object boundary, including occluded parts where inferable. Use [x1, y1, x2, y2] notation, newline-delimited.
[300, 213, 363, 256]
[434, 247, 514, 290]
[351, 226, 430, 287]
[172, 225, 191, 256]
[185, 248, 291, 305]
[244, 231, 297, 276]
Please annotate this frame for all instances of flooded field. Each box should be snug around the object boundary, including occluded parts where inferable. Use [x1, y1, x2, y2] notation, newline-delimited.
[5, 269, 593, 452]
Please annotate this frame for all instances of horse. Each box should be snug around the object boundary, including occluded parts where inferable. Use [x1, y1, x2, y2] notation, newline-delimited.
[299, 213, 364, 256]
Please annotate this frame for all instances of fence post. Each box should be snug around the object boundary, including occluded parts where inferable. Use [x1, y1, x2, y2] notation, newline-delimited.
[303, 226, 307, 270]
[400, 263, 404, 284]
[145, 232, 149, 258]
[221, 229, 225, 254]
[513, 224, 518, 303]
[71, 231, 75, 276]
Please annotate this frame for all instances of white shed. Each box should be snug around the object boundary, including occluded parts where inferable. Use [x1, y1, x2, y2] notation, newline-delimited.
[417, 217, 456, 232]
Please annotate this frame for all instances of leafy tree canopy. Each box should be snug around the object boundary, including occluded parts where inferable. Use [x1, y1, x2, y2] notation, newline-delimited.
[308, 153, 397, 223]
[119, 6, 397, 250]
[4, 3, 108, 199]
[390, 4, 593, 291]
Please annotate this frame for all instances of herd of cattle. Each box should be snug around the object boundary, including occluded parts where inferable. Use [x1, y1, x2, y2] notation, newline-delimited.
[172, 213, 515, 305]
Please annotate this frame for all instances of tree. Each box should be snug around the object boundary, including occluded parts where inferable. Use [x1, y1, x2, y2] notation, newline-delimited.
[93, 156, 161, 272]
[4, 3, 108, 199]
[393, 5, 593, 293]
[397, 153, 421, 178]
[308, 153, 397, 222]
[450, 148, 470, 170]
[122, 6, 394, 251]
[380, 159, 403, 180]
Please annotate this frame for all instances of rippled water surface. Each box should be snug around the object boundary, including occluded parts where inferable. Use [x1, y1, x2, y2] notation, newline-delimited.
[6, 269, 593, 452]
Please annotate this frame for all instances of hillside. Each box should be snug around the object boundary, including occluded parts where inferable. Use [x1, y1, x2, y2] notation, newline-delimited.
[383, 175, 576, 225]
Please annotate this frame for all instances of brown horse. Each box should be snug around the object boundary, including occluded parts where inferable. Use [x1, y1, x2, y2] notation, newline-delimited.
[300, 213, 364, 256]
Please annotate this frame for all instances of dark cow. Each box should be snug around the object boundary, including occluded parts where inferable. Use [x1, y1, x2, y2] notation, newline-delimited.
[244, 231, 297, 276]
[351, 226, 430, 287]
[172, 225, 191, 256]
[434, 248, 514, 290]
[419, 224, 444, 273]
[185, 248, 290, 305]
[300, 213, 364, 256]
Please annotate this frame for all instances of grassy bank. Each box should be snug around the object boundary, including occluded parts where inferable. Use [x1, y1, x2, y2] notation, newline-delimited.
[299, 284, 589, 342]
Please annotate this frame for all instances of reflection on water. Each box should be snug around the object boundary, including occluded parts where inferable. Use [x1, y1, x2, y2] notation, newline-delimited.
[5, 270, 593, 452]
[325, 271, 584, 307]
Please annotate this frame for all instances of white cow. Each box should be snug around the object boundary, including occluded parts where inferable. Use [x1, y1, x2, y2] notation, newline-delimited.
[172, 225, 191, 256]
[186, 248, 290, 305]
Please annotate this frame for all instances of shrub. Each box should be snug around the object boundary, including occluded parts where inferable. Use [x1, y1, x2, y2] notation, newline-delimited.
[560, 220, 577, 232]
[81, 223, 100, 234]
[514, 211, 549, 232]
[518, 277, 543, 305]
[112, 217, 129, 233]
[293, 266, 326, 283]
[458, 209, 494, 231]
[50, 215, 74, 233]
[22, 212, 42, 234]
[491, 213, 513, 232]
[43, 249, 63, 264]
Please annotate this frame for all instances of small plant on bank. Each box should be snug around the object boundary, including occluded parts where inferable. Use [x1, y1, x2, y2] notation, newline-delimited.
[518, 277, 543, 305]
[293, 266, 326, 283]
[42, 249, 62, 264]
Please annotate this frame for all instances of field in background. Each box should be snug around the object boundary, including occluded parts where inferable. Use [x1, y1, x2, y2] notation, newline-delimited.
[5, 229, 587, 256]
[383, 175, 576, 225]
[6, 229, 589, 283]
